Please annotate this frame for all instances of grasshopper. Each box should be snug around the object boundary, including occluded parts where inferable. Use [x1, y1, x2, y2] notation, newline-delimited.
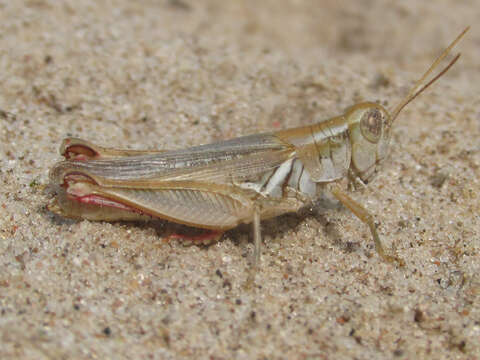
[49, 28, 468, 267]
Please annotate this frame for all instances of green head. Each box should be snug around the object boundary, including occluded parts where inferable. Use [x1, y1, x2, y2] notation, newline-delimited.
[345, 27, 468, 183]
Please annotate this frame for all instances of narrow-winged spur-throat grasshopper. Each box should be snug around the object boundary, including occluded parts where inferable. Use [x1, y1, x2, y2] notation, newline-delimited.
[49, 28, 468, 268]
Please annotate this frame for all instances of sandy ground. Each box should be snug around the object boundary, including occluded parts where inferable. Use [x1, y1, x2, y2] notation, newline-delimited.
[1, 1, 479, 359]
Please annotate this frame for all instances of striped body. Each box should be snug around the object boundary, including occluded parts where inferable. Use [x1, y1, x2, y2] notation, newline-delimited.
[49, 102, 388, 230]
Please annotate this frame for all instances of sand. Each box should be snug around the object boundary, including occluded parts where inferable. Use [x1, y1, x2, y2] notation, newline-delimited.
[0, 1, 479, 359]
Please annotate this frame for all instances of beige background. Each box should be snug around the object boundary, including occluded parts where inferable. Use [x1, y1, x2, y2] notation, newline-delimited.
[0, 1, 479, 359]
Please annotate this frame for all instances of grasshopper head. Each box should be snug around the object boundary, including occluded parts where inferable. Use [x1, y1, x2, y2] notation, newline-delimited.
[345, 102, 392, 182]
[346, 26, 468, 183]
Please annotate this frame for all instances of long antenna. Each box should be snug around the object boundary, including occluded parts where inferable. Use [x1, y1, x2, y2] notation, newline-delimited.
[391, 26, 469, 123]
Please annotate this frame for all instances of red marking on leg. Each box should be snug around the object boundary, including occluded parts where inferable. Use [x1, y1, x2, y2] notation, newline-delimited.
[166, 230, 224, 245]
[64, 145, 98, 160]
[67, 194, 145, 215]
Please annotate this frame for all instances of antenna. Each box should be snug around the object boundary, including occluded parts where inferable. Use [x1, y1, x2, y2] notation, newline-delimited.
[391, 26, 469, 123]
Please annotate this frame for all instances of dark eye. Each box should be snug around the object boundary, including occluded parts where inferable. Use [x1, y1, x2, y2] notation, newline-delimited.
[360, 109, 383, 143]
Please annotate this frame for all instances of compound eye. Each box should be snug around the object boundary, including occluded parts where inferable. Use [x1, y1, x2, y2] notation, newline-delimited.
[360, 109, 383, 143]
